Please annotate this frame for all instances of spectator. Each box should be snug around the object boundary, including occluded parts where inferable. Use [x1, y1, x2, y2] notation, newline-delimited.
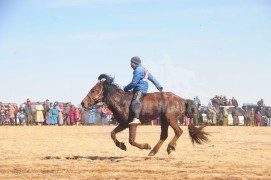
[100, 104, 108, 125]
[256, 111, 262, 127]
[223, 107, 229, 126]
[75, 107, 81, 126]
[259, 106, 266, 126]
[0, 102, 5, 125]
[18, 110, 25, 125]
[80, 108, 89, 125]
[232, 97, 238, 107]
[69, 105, 76, 125]
[248, 107, 255, 126]
[257, 98, 264, 107]
[243, 106, 249, 126]
[8, 104, 15, 125]
[57, 103, 64, 126]
[266, 107, 271, 127]
[18, 104, 25, 113]
[194, 96, 201, 105]
[89, 107, 96, 125]
[50, 102, 59, 125]
[64, 103, 71, 125]
[232, 105, 239, 126]
[25, 99, 33, 126]
[43, 99, 50, 119]
[45, 109, 51, 125]
[35, 101, 44, 125]
[14, 104, 18, 125]
[193, 104, 200, 125]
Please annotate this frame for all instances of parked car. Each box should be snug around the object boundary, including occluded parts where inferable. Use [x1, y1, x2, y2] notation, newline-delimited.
[219, 106, 244, 125]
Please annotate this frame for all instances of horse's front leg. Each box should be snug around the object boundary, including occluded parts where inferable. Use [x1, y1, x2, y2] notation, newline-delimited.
[128, 125, 151, 150]
[111, 124, 128, 151]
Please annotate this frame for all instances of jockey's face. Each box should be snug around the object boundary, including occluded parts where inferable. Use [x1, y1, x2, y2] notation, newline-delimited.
[130, 62, 137, 68]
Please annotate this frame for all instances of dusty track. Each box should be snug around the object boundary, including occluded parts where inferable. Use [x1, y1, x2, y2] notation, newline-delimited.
[0, 126, 270, 179]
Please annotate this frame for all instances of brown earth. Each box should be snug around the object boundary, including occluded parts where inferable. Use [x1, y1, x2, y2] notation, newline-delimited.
[0, 125, 270, 179]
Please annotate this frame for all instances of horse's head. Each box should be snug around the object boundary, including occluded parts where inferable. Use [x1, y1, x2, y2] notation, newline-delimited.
[81, 74, 113, 109]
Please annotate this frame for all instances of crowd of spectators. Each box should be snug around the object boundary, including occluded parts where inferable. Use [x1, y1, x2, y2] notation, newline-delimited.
[0, 99, 114, 126]
[188, 96, 271, 127]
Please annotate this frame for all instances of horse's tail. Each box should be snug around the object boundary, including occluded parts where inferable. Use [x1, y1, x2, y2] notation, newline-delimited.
[188, 123, 209, 145]
[184, 99, 209, 144]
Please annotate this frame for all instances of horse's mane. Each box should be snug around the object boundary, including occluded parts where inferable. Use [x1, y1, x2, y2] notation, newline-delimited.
[98, 74, 127, 103]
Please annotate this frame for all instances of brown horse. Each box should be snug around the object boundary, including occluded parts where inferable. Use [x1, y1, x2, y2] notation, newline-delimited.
[81, 74, 209, 156]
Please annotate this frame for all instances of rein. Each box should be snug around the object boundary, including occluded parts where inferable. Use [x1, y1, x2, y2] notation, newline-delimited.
[86, 82, 104, 104]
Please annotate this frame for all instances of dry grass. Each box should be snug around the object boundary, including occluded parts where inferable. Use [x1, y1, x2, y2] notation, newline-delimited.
[0, 125, 270, 179]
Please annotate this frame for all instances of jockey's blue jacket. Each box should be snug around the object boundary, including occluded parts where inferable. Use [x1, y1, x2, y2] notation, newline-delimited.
[124, 64, 162, 93]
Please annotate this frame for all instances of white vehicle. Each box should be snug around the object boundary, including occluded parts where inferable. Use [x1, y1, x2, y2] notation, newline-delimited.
[219, 106, 244, 125]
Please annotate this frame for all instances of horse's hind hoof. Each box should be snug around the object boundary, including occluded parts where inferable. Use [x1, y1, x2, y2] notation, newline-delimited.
[148, 151, 156, 156]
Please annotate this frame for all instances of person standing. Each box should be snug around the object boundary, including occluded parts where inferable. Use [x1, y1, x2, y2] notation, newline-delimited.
[257, 99, 264, 107]
[14, 104, 18, 125]
[64, 103, 71, 125]
[25, 99, 33, 126]
[265, 107, 271, 127]
[123, 56, 163, 125]
[43, 99, 50, 120]
[0, 103, 5, 125]
[69, 105, 76, 125]
[80, 107, 89, 125]
[35, 101, 44, 125]
[223, 108, 229, 126]
[232, 97, 239, 107]
[50, 103, 59, 125]
[57, 103, 64, 126]
[248, 107, 255, 126]
[8, 104, 15, 125]
[89, 107, 96, 125]
[243, 106, 249, 126]
[256, 111, 262, 127]
[232, 105, 239, 126]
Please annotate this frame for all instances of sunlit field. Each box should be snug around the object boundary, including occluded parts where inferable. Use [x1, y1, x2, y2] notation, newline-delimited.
[0, 126, 270, 179]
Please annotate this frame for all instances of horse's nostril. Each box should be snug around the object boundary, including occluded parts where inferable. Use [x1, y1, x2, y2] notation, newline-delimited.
[81, 102, 84, 107]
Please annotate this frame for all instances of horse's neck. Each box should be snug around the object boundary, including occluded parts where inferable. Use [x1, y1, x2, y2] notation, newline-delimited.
[106, 91, 132, 119]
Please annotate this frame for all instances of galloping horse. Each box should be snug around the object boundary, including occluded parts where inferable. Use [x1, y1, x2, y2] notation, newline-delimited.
[81, 74, 209, 156]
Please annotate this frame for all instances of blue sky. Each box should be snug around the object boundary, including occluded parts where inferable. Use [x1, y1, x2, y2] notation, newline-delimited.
[0, 0, 271, 106]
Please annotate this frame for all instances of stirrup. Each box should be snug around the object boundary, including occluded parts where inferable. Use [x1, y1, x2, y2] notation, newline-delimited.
[129, 118, 141, 125]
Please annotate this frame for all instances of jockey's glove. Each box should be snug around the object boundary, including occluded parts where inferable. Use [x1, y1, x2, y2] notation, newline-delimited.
[159, 87, 163, 92]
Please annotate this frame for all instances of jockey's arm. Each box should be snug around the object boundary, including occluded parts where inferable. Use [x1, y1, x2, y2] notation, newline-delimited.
[148, 73, 163, 91]
[124, 71, 141, 92]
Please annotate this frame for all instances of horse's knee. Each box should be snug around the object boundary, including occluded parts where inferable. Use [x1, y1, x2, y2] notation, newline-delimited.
[176, 128, 183, 137]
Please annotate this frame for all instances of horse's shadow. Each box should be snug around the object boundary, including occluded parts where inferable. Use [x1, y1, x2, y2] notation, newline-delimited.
[42, 155, 125, 161]
[42, 155, 167, 162]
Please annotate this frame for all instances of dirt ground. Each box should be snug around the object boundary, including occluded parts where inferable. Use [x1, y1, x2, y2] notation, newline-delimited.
[0, 125, 270, 180]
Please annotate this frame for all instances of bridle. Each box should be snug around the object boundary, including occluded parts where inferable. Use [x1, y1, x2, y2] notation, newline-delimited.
[86, 81, 104, 105]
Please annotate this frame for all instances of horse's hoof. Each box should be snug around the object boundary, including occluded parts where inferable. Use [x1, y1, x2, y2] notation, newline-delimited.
[148, 151, 156, 156]
[144, 143, 151, 150]
[120, 142, 127, 151]
[167, 146, 175, 155]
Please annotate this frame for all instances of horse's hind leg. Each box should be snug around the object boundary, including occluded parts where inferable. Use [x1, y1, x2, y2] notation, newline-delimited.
[167, 120, 183, 155]
[148, 119, 169, 156]
[128, 125, 151, 150]
[111, 124, 128, 151]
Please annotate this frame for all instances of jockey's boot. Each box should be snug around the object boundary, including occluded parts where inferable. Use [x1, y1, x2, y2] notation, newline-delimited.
[129, 118, 141, 125]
